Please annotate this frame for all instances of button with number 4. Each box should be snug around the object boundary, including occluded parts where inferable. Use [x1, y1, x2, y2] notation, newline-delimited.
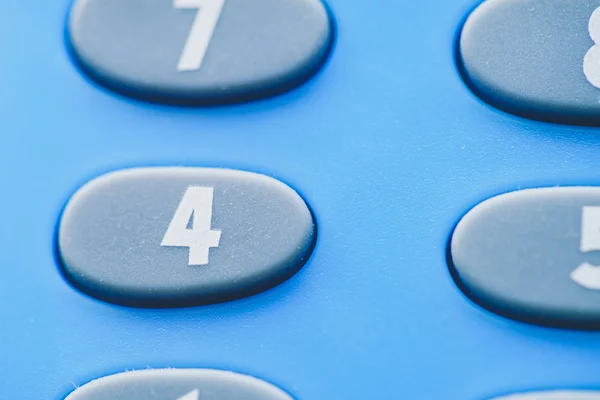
[57, 167, 316, 307]
[68, 0, 333, 104]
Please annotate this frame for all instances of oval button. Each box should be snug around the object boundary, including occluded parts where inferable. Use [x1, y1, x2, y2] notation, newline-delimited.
[58, 167, 316, 307]
[67, 0, 333, 105]
[450, 187, 600, 328]
[65, 369, 293, 399]
[459, 0, 600, 124]
[492, 391, 600, 399]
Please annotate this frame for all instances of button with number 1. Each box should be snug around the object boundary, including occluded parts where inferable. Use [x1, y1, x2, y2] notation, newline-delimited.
[67, 0, 333, 104]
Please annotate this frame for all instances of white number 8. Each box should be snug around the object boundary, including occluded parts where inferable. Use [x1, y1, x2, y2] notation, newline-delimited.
[584, 7, 600, 88]
[174, 0, 225, 72]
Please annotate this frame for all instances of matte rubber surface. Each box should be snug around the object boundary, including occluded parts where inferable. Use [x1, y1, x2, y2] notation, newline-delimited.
[2, 0, 600, 399]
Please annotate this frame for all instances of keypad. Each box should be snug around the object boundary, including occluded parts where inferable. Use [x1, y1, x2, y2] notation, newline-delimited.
[64, 369, 292, 400]
[459, 0, 600, 124]
[67, 0, 333, 104]
[450, 187, 600, 328]
[58, 167, 316, 307]
[7, 0, 600, 397]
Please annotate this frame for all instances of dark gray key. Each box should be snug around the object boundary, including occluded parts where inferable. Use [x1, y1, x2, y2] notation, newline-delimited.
[450, 187, 600, 329]
[491, 391, 600, 400]
[64, 369, 293, 400]
[58, 167, 316, 307]
[68, 0, 333, 105]
[459, 0, 600, 125]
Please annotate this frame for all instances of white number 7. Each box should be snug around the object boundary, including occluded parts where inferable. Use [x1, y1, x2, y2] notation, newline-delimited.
[174, 0, 225, 72]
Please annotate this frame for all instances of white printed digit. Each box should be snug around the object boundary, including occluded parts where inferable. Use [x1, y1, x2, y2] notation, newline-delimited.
[177, 389, 200, 400]
[570, 206, 600, 290]
[161, 186, 221, 266]
[174, 0, 225, 71]
[584, 7, 600, 88]
[580, 206, 600, 252]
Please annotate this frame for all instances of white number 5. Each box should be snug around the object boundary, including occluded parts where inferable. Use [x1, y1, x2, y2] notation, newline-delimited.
[174, 0, 225, 71]
[161, 186, 222, 266]
[571, 206, 600, 290]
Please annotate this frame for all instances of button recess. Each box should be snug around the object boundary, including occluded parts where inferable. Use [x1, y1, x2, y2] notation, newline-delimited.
[450, 187, 600, 328]
[64, 369, 293, 400]
[58, 167, 316, 307]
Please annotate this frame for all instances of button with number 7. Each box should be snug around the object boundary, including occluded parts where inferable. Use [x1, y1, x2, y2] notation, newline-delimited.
[57, 167, 316, 307]
[67, 0, 333, 104]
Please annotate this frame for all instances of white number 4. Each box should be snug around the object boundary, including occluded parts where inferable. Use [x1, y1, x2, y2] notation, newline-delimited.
[175, 0, 225, 72]
[161, 186, 222, 266]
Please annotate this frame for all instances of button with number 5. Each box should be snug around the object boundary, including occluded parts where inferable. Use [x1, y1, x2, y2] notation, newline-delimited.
[57, 167, 316, 307]
[67, 0, 333, 104]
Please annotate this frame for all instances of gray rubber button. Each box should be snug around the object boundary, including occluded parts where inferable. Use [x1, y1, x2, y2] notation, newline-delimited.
[58, 167, 316, 307]
[67, 0, 333, 105]
[450, 187, 600, 329]
[64, 369, 293, 400]
[491, 391, 600, 400]
[459, 0, 600, 125]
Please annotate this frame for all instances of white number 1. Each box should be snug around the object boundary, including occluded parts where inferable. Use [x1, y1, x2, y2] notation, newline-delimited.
[174, 0, 225, 71]
[161, 186, 222, 266]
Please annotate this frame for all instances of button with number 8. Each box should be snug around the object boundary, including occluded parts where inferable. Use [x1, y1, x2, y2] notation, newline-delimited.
[67, 0, 333, 104]
[57, 167, 316, 307]
[459, 0, 600, 124]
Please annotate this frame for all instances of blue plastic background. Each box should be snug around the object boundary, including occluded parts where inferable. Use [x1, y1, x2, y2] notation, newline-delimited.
[1, 0, 600, 399]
